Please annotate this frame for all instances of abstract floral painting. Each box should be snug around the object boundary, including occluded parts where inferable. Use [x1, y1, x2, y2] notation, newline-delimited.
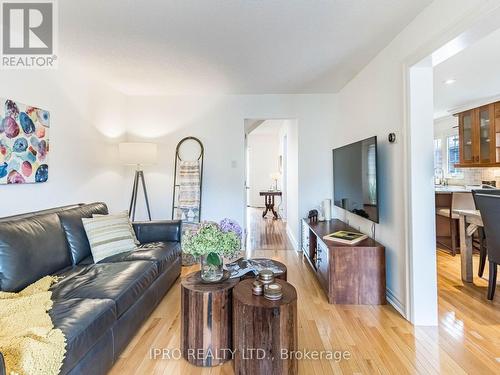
[0, 98, 49, 184]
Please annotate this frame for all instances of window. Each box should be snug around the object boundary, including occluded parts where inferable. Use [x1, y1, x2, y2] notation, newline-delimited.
[447, 135, 460, 176]
[434, 139, 442, 171]
[434, 135, 463, 179]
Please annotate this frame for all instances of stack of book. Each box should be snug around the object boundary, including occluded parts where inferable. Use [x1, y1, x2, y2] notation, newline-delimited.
[323, 230, 367, 245]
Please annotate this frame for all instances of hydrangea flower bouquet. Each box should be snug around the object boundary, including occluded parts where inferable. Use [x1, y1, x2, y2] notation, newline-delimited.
[183, 218, 242, 282]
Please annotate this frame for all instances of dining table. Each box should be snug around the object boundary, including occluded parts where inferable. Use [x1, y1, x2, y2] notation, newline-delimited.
[452, 208, 483, 283]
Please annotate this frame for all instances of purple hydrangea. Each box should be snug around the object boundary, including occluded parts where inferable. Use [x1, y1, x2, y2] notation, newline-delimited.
[219, 218, 242, 239]
[5, 100, 19, 118]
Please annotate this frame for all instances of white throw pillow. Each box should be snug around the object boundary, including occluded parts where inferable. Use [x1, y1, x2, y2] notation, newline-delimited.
[93, 211, 140, 245]
[82, 215, 137, 263]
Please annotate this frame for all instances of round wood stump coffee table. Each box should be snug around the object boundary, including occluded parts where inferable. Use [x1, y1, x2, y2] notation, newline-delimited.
[181, 271, 239, 367]
[232, 278, 298, 375]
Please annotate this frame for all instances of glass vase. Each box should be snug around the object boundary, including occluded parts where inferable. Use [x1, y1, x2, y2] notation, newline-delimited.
[200, 253, 223, 282]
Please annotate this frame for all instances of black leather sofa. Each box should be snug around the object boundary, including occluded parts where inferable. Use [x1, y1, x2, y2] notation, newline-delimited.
[0, 203, 182, 375]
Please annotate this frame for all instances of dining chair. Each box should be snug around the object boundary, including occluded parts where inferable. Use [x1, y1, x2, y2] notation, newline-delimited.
[436, 192, 476, 256]
[436, 193, 455, 254]
[472, 189, 500, 277]
[474, 193, 500, 300]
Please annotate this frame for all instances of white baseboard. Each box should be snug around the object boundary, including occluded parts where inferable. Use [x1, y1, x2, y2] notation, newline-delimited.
[286, 224, 299, 251]
[386, 288, 406, 318]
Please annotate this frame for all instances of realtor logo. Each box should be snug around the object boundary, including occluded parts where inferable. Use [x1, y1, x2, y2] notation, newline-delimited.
[1, 0, 57, 68]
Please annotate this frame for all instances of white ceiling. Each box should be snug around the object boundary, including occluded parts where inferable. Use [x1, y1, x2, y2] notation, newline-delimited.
[60, 0, 432, 95]
[434, 27, 500, 118]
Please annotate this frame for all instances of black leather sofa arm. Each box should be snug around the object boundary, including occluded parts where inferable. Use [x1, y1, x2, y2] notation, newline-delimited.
[133, 220, 182, 243]
[0, 352, 6, 375]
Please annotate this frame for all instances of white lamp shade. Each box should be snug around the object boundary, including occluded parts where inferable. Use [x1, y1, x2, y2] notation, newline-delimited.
[119, 142, 158, 166]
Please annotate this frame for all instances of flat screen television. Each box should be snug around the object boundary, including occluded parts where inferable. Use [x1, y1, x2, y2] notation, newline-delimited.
[333, 136, 379, 223]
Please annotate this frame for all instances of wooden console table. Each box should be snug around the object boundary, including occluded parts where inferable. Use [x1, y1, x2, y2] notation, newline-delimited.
[301, 219, 386, 305]
[259, 191, 282, 219]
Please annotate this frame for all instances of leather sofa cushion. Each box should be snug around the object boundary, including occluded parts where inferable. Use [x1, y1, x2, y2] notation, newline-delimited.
[50, 298, 116, 374]
[0, 204, 80, 222]
[77, 256, 94, 266]
[0, 212, 71, 292]
[132, 221, 182, 243]
[100, 241, 181, 273]
[51, 261, 158, 317]
[52, 264, 88, 280]
[57, 203, 108, 265]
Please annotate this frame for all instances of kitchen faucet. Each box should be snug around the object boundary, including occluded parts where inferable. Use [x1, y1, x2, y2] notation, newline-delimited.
[434, 168, 446, 186]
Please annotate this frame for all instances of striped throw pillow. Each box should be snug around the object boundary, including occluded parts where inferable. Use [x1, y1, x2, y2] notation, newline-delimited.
[82, 215, 137, 263]
[93, 211, 140, 245]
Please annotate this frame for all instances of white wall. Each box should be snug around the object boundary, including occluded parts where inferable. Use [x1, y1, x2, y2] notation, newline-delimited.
[283, 119, 299, 246]
[247, 133, 280, 207]
[0, 83, 336, 249]
[408, 62, 438, 325]
[434, 115, 457, 139]
[122, 94, 337, 245]
[0, 67, 127, 217]
[334, 0, 491, 318]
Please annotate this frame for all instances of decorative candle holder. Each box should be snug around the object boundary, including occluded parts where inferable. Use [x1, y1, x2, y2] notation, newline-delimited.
[264, 282, 283, 301]
[257, 269, 274, 285]
[252, 280, 263, 295]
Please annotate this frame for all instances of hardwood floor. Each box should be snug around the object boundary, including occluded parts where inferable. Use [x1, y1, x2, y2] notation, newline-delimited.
[110, 212, 500, 374]
[245, 208, 294, 255]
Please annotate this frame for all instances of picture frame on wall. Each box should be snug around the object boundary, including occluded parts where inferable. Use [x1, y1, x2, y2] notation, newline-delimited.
[0, 98, 50, 185]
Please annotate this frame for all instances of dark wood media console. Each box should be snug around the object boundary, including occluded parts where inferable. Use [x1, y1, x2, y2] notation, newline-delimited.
[301, 219, 386, 305]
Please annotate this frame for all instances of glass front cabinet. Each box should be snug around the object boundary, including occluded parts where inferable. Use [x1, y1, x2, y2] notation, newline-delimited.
[459, 110, 474, 165]
[496, 102, 500, 164]
[457, 102, 498, 167]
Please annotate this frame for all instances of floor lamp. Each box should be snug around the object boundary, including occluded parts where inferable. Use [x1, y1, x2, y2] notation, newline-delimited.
[119, 142, 158, 221]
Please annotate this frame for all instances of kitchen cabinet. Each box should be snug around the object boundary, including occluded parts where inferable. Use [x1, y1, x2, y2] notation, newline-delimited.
[456, 102, 500, 167]
[496, 102, 500, 163]
[458, 110, 474, 165]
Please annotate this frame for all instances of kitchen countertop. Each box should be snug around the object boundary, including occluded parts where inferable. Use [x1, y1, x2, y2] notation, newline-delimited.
[435, 185, 494, 193]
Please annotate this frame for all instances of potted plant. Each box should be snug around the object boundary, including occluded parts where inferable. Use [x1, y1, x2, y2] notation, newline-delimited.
[183, 218, 242, 282]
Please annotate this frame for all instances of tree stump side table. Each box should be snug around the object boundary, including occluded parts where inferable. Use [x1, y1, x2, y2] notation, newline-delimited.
[181, 271, 239, 367]
[232, 278, 298, 375]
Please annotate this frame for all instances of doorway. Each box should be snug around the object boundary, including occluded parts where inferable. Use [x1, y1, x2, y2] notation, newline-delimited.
[243, 119, 298, 255]
[405, 8, 500, 325]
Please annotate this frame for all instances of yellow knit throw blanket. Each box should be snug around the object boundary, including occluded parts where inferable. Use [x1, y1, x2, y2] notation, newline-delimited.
[0, 276, 66, 375]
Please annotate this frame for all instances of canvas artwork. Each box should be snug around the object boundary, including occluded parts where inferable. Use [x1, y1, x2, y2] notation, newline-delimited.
[0, 98, 50, 184]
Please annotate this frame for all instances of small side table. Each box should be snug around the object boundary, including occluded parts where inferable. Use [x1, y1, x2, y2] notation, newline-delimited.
[181, 272, 239, 367]
[232, 279, 298, 375]
[259, 191, 282, 219]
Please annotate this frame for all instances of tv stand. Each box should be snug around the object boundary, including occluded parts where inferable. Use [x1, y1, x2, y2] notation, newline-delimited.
[301, 219, 386, 305]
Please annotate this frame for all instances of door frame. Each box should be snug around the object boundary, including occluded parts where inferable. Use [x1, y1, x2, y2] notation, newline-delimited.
[243, 118, 299, 249]
[281, 133, 288, 219]
[402, 4, 500, 325]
